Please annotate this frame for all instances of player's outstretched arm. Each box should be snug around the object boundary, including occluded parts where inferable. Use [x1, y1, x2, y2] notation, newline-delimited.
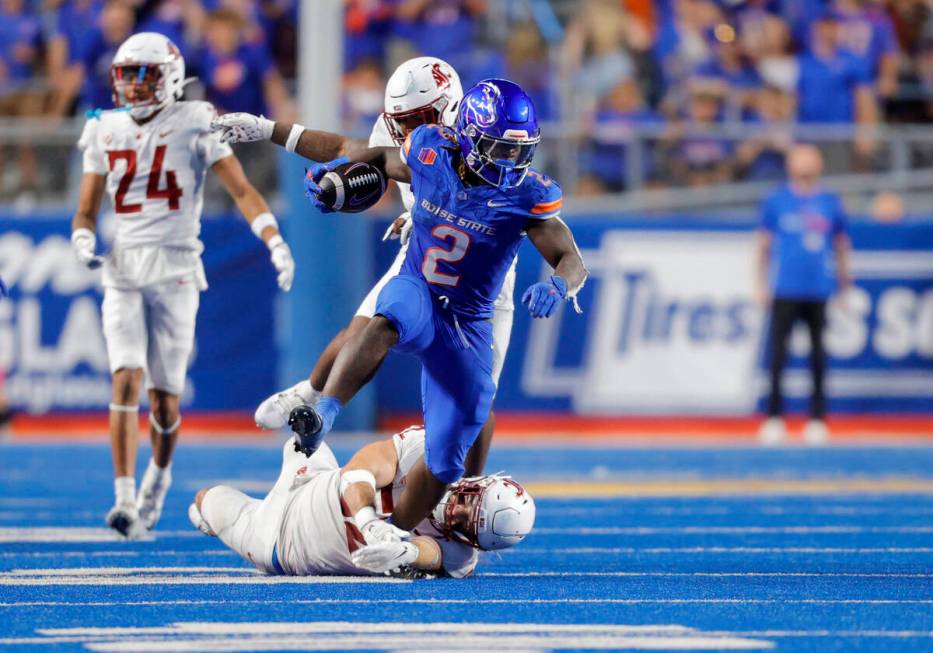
[210, 112, 373, 164]
[523, 217, 589, 318]
[70, 173, 106, 269]
[212, 154, 295, 291]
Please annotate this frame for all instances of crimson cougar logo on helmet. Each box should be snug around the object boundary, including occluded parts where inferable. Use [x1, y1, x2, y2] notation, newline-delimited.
[431, 63, 451, 89]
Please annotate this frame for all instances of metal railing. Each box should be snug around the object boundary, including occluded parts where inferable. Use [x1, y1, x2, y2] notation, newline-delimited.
[2, 117, 933, 216]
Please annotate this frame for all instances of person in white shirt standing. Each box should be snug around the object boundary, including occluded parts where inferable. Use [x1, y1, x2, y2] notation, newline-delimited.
[213, 57, 517, 477]
[70, 32, 296, 539]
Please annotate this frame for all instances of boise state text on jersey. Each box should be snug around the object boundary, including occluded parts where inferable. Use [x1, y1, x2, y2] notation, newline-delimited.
[399, 123, 562, 319]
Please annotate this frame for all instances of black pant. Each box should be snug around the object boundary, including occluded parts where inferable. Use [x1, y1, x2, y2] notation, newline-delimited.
[766, 298, 827, 419]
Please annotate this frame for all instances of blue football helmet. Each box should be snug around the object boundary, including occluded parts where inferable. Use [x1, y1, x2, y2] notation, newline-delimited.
[456, 79, 541, 189]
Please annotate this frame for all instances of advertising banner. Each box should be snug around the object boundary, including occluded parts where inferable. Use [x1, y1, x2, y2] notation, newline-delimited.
[0, 214, 278, 414]
[375, 218, 933, 415]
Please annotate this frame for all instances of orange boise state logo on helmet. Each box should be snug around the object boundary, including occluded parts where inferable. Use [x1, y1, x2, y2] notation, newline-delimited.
[418, 148, 437, 165]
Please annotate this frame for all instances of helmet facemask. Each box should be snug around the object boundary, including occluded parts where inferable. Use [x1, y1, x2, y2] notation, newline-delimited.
[430, 479, 488, 548]
[461, 124, 540, 189]
[111, 62, 170, 120]
[383, 96, 449, 145]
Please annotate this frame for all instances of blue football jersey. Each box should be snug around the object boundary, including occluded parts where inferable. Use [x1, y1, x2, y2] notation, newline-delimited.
[400, 124, 562, 319]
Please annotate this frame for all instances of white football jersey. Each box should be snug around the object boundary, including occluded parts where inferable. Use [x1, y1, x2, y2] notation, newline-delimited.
[374, 427, 479, 578]
[78, 101, 233, 288]
[369, 115, 414, 211]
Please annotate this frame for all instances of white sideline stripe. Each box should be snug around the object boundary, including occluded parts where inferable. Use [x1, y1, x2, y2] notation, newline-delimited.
[534, 526, 933, 535]
[3, 567, 255, 576]
[79, 635, 778, 651]
[0, 551, 237, 559]
[511, 547, 933, 554]
[0, 528, 203, 543]
[3, 599, 932, 608]
[479, 572, 933, 579]
[8, 623, 777, 652]
[0, 575, 406, 586]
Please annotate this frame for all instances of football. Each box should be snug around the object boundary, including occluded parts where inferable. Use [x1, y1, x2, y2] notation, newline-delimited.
[316, 161, 387, 213]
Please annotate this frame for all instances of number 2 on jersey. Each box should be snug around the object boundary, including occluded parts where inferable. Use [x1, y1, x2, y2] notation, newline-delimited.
[107, 145, 183, 214]
[422, 225, 470, 286]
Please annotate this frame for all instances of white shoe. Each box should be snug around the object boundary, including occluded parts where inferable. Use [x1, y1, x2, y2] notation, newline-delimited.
[188, 502, 215, 536]
[803, 419, 829, 446]
[254, 379, 318, 429]
[106, 502, 146, 539]
[137, 467, 172, 530]
[758, 417, 786, 446]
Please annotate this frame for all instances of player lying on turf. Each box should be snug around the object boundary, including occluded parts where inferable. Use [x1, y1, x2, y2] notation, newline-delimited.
[291, 79, 587, 534]
[70, 33, 295, 539]
[188, 426, 535, 577]
[211, 57, 511, 476]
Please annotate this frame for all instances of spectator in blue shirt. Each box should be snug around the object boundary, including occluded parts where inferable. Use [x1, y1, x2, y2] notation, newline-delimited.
[797, 11, 879, 165]
[199, 8, 294, 120]
[49, 0, 136, 116]
[0, 0, 44, 201]
[393, 0, 487, 78]
[46, 0, 104, 84]
[833, 0, 899, 98]
[755, 144, 853, 446]
[797, 12, 876, 124]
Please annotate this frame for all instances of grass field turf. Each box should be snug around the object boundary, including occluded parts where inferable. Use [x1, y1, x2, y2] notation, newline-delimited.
[1, 436, 932, 651]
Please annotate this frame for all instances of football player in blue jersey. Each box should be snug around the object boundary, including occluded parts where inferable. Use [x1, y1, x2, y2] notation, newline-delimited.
[302, 79, 587, 530]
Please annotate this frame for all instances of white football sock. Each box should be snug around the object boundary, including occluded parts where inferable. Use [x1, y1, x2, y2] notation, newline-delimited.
[299, 381, 321, 405]
[142, 459, 172, 487]
[114, 476, 136, 506]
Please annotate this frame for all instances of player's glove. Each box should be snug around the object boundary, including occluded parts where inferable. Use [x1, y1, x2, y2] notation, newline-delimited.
[351, 540, 420, 575]
[210, 112, 274, 144]
[303, 156, 348, 213]
[522, 275, 568, 319]
[71, 228, 103, 269]
[358, 513, 410, 546]
[267, 235, 295, 291]
[381, 212, 413, 246]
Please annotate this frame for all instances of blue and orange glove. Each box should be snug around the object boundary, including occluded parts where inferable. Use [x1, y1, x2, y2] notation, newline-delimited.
[303, 156, 348, 213]
[522, 275, 568, 319]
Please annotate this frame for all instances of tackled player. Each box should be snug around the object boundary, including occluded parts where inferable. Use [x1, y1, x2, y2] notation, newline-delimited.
[188, 426, 536, 578]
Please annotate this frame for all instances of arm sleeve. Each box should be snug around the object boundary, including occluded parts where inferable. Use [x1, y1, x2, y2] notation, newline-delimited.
[368, 115, 392, 147]
[196, 103, 234, 165]
[437, 539, 479, 579]
[526, 173, 563, 221]
[77, 119, 107, 175]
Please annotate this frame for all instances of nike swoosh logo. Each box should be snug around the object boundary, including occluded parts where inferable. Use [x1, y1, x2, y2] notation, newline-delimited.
[487, 200, 509, 208]
[159, 130, 173, 138]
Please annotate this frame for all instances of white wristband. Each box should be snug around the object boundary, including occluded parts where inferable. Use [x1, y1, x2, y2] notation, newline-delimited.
[71, 227, 95, 243]
[285, 124, 306, 153]
[340, 469, 376, 494]
[353, 505, 378, 528]
[250, 212, 278, 239]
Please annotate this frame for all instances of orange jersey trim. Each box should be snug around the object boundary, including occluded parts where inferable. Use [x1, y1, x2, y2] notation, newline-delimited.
[530, 198, 563, 215]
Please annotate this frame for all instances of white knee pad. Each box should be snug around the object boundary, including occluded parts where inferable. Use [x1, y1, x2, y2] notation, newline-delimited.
[149, 412, 181, 436]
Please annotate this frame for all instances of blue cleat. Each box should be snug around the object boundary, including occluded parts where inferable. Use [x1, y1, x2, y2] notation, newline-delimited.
[288, 404, 324, 457]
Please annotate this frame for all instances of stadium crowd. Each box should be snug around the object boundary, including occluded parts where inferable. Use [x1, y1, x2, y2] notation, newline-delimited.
[0, 0, 931, 200]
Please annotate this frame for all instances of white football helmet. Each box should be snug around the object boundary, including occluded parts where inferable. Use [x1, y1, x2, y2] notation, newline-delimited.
[111, 32, 185, 120]
[430, 474, 536, 551]
[382, 56, 463, 144]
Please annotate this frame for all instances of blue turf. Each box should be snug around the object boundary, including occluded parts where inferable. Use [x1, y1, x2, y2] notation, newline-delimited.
[1, 439, 932, 652]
